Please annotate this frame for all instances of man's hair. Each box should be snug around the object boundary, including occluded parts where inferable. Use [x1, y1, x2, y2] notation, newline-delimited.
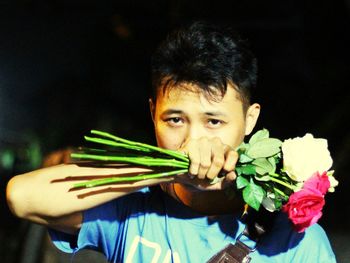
[151, 21, 257, 109]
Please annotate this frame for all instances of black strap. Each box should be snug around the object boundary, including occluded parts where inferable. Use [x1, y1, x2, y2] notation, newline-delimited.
[206, 241, 252, 263]
[242, 210, 266, 242]
[207, 208, 275, 263]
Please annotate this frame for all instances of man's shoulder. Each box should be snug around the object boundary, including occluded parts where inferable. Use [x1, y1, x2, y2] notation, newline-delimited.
[273, 212, 330, 243]
[256, 212, 335, 261]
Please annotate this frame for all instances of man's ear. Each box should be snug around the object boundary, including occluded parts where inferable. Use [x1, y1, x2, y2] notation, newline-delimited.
[149, 98, 155, 122]
[245, 103, 260, 135]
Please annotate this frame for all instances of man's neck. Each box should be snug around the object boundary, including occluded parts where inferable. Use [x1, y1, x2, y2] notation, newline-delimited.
[172, 183, 244, 215]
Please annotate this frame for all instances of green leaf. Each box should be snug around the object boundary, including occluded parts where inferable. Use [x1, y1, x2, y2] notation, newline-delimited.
[262, 191, 283, 211]
[209, 177, 221, 185]
[242, 180, 266, 211]
[267, 156, 277, 173]
[235, 164, 256, 176]
[254, 174, 272, 181]
[249, 128, 269, 145]
[236, 175, 249, 189]
[239, 154, 254, 163]
[236, 142, 250, 154]
[252, 158, 274, 175]
[255, 166, 267, 175]
[274, 198, 283, 210]
[261, 196, 277, 212]
[246, 138, 282, 158]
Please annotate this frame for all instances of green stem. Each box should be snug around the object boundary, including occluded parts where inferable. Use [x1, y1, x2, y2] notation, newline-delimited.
[91, 130, 189, 162]
[273, 187, 289, 198]
[71, 153, 189, 168]
[268, 172, 280, 178]
[268, 176, 296, 191]
[84, 136, 151, 152]
[73, 168, 188, 188]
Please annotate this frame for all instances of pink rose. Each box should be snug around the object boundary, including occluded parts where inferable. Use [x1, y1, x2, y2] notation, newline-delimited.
[303, 171, 330, 195]
[282, 172, 330, 232]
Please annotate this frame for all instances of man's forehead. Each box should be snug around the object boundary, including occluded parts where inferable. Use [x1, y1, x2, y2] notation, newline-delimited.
[157, 83, 223, 101]
[153, 85, 245, 117]
[156, 82, 241, 103]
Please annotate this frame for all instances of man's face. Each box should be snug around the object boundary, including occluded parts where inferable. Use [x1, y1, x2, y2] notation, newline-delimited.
[151, 83, 260, 151]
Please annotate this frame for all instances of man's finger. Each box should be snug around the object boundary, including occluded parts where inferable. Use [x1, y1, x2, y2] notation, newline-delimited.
[187, 141, 201, 177]
[223, 149, 238, 173]
[206, 138, 225, 180]
[197, 138, 211, 179]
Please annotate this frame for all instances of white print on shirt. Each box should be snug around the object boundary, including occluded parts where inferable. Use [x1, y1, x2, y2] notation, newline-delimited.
[163, 249, 181, 263]
[125, 235, 181, 263]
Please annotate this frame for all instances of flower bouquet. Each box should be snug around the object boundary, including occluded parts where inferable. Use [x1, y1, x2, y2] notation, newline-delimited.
[70, 129, 338, 232]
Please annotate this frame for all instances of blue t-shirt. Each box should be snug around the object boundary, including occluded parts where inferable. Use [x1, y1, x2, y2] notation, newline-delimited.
[50, 187, 336, 262]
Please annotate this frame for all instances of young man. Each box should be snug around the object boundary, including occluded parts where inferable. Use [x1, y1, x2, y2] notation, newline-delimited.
[6, 21, 336, 262]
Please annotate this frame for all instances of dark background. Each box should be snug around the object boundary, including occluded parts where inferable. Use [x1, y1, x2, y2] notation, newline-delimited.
[0, 0, 349, 262]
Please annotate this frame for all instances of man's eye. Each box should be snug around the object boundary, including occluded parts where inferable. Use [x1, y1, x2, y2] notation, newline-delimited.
[207, 119, 223, 127]
[166, 117, 184, 126]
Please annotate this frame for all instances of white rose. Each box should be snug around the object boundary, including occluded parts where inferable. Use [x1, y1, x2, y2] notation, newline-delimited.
[327, 171, 338, 192]
[282, 133, 333, 182]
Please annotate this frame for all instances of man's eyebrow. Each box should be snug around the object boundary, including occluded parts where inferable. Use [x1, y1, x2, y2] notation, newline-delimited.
[204, 111, 227, 117]
[161, 109, 184, 115]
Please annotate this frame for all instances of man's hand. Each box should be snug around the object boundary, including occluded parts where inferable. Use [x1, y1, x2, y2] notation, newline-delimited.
[176, 137, 238, 190]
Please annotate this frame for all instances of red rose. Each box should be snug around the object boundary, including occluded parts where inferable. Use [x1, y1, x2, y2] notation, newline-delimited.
[282, 172, 330, 232]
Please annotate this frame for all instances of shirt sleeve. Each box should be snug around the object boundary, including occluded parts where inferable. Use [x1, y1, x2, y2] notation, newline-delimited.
[48, 199, 121, 255]
[48, 188, 150, 258]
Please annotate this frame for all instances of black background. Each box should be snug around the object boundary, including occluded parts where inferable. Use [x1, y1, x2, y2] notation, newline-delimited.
[0, 0, 349, 262]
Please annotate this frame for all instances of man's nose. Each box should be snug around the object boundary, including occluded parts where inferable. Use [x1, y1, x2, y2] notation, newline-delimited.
[186, 124, 208, 140]
[179, 124, 208, 149]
